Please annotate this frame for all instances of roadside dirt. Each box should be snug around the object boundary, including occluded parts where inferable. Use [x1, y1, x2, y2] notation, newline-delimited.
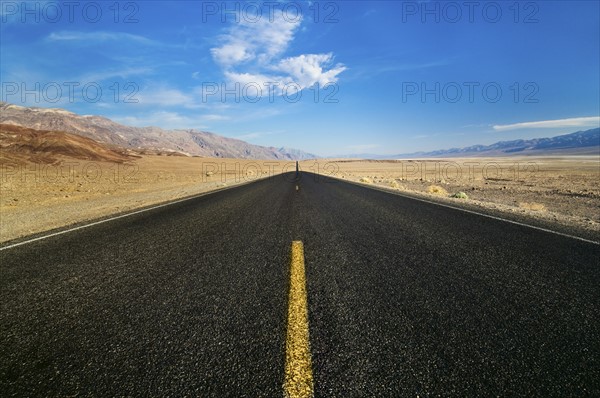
[300, 157, 600, 237]
[0, 156, 291, 243]
[2, 155, 598, 243]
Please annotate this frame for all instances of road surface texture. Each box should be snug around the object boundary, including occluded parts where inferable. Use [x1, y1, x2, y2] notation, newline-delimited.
[1, 172, 599, 396]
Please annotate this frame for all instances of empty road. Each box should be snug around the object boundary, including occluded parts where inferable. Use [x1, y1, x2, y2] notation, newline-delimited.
[1, 172, 599, 396]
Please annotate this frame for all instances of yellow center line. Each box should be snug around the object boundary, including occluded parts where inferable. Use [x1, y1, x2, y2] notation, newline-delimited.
[284, 241, 314, 398]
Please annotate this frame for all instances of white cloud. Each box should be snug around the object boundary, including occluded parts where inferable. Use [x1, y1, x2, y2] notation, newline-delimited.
[221, 71, 293, 99]
[80, 67, 152, 82]
[125, 85, 236, 113]
[47, 31, 156, 45]
[222, 54, 346, 94]
[212, 42, 255, 66]
[275, 53, 346, 87]
[493, 116, 600, 131]
[134, 85, 221, 110]
[210, 7, 345, 94]
[211, 10, 301, 68]
[224, 71, 283, 87]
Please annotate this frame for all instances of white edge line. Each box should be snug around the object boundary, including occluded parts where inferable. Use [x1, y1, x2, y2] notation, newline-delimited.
[330, 175, 600, 246]
[0, 176, 269, 252]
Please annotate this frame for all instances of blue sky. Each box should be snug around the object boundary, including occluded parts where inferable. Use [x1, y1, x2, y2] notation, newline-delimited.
[1, 0, 599, 156]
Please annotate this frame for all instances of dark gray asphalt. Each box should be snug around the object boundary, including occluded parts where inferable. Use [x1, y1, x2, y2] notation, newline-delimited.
[1, 172, 599, 396]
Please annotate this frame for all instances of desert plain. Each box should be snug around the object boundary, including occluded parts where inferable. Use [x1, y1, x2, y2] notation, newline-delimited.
[0, 155, 293, 243]
[303, 157, 600, 237]
[1, 154, 599, 243]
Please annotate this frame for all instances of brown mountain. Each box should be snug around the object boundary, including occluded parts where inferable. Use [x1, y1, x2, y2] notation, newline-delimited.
[0, 102, 316, 160]
[0, 123, 135, 165]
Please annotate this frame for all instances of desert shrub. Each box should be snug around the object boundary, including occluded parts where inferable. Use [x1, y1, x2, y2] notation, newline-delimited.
[427, 185, 448, 196]
[389, 180, 402, 189]
[360, 177, 372, 184]
[452, 191, 469, 199]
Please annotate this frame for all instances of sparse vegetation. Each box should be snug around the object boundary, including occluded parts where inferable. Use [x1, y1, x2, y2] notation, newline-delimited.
[427, 185, 448, 196]
[359, 177, 372, 184]
[452, 191, 469, 199]
[302, 158, 599, 234]
[389, 180, 402, 189]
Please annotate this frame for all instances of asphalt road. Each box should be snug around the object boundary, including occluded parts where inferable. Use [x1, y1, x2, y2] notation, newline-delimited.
[1, 172, 599, 396]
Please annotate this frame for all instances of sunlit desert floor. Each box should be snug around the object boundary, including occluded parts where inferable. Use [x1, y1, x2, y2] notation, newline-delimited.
[1, 155, 599, 243]
[301, 156, 600, 237]
[0, 156, 292, 243]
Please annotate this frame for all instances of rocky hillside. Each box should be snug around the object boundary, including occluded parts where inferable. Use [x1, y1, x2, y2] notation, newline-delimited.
[0, 102, 316, 160]
[0, 123, 135, 164]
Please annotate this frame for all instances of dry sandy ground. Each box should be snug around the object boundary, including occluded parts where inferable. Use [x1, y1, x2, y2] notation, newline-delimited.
[1, 155, 599, 243]
[300, 157, 600, 237]
[0, 156, 293, 243]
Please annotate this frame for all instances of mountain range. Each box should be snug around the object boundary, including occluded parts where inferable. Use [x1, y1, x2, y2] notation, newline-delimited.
[0, 102, 316, 160]
[1, 102, 598, 160]
[342, 128, 599, 159]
